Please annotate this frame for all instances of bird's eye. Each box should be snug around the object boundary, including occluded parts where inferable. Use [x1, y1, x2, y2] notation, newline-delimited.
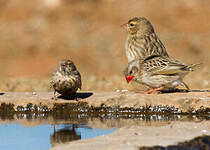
[130, 23, 134, 27]
[129, 70, 133, 75]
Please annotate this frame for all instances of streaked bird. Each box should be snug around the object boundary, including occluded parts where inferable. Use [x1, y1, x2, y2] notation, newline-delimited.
[50, 59, 82, 98]
[124, 55, 200, 94]
[122, 17, 169, 63]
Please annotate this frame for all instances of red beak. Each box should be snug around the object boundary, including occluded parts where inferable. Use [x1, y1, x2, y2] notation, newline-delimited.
[120, 23, 128, 28]
[125, 75, 133, 83]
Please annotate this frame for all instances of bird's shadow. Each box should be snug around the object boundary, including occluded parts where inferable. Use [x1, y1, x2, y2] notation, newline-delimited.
[161, 88, 210, 93]
[0, 93, 5, 96]
[57, 92, 93, 100]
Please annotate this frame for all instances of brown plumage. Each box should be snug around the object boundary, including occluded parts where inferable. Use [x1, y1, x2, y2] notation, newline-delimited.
[124, 55, 201, 94]
[122, 17, 169, 63]
[50, 59, 82, 98]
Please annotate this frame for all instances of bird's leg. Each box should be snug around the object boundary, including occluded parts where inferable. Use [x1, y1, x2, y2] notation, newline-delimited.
[141, 88, 152, 93]
[143, 87, 164, 94]
[135, 87, 151, 93]
[52, 91, 58, 100]
[181, 82, 190, 91]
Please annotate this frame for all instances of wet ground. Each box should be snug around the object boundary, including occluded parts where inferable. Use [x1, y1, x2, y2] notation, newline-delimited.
[0, 107, 210, 150]
[0, 112, 209, 149]
[140, 135, 210, 150]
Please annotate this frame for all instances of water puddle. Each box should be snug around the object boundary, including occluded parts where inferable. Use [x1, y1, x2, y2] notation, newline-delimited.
[0, 112, 209, 150]
[0, 123, 115, 150]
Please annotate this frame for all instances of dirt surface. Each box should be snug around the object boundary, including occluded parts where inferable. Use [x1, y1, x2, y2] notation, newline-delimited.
[50, 121, 210, 150]
[0, 91, 209, 113]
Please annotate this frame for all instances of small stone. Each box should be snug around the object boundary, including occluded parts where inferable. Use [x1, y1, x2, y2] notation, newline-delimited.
[32, 92, 37, 95]
[121, 89, 128, 92]
[202, 129, 207, 133]
[203, 80, 209, 86]
[116, 89, 120, 92]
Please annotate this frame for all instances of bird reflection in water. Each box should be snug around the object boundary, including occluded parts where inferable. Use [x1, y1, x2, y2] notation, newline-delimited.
[50, 124, 81, 147]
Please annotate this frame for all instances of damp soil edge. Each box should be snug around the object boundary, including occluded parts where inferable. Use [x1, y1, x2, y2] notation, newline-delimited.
[0, 91, 209, 115]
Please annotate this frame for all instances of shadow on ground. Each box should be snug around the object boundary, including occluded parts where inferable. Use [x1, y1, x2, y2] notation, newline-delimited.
[161, 88, 210, 94]
[57, 92, 93, 100]
[140, 135, 210, 150]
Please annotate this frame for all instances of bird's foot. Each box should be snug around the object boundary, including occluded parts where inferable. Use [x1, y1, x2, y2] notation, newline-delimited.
[142, 87, 164, 94]
[52, 91, 58, 100]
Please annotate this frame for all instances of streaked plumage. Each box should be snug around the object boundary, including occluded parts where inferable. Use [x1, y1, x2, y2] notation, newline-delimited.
[50, 59, 82, 98]
[122, 17, 169, 63]
[124, 55, 200, 93]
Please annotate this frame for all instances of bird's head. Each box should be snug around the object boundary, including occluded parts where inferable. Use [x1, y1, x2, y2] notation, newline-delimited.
[124, 60, 140, 83]
[121, 17, 154, 36]
[59, 59, 77, 74]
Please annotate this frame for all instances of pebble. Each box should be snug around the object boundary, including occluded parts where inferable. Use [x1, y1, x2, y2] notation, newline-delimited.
[202, 129, 207, 133]
[32, 92, 37, 95]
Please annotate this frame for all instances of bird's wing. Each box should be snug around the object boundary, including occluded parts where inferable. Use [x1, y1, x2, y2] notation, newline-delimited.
[155, 68, 184, 75]
[155, 61, 188, 75]
[143, 55, 201, 76]
[144, 56, 188, 75]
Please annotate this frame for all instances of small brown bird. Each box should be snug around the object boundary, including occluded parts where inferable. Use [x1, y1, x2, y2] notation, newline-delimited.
[122, 17, 169, 63]
[124, 55, 200, 94]
[50, 59, 82, 98]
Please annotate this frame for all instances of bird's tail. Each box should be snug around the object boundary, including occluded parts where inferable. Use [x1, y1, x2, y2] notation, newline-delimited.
[186, 63, 202, 71]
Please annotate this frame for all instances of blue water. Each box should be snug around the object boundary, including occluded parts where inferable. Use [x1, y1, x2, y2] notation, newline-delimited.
[0, 123, 115, 150]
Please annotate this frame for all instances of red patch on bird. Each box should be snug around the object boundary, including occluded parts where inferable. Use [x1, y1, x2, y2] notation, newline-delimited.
[125, 75, 133, 83]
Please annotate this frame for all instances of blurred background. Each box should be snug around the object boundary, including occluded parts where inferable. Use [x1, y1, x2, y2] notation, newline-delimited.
[0, 0, 209, 92]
